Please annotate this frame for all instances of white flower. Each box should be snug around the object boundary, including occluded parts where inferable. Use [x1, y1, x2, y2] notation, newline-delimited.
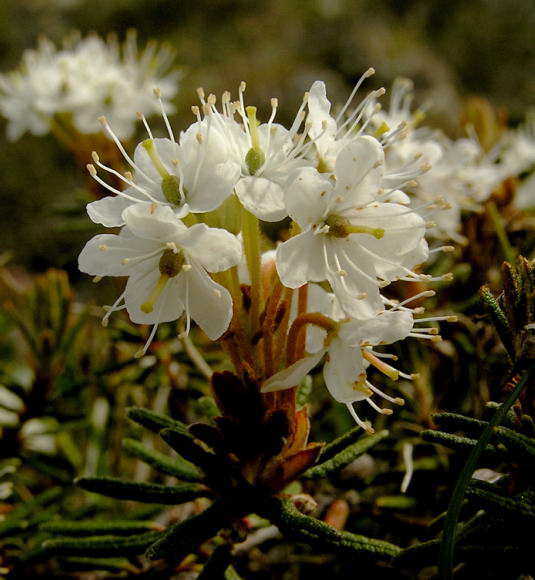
[78, 203, 242, 354]
[499, 113, 535, 177]
[196, 84, 313, 221]
[276, 136, 428, 318]
[307, 71, 383, 172]
[0, 31, 179, 141]
[263, 309, 417, 432]
[414, 137, 503, 242]
[87, 111, 241, 226]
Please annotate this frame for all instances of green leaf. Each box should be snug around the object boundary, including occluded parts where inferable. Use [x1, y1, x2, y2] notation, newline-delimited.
[159, 428, 233, 486]
[123, 438, 202, 482]
[43, 531, 162, 557]
[421, 430, 501, 457]
[262, 497, 400, 560]
[302, 430, 389, 479]
[479, 285, 515, 361]
[40, 519, 159, 535]
[432, 412, 487, 437]
[146, 499, 231, 561]
[438, 365, 535, 580]
[76, 477, 212, 504]
[126, 407, 188, 434]
[316, 424, 367, 462]
[0, 486, 62, 537]
[494, 425, 535, 460]
[466, 485, 535, 521]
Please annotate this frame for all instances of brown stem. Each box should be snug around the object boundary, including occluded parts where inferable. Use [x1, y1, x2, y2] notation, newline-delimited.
[286, 312, 337, 365]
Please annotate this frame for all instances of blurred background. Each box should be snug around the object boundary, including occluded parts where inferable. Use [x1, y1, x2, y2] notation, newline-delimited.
[0, 0, 534, 274]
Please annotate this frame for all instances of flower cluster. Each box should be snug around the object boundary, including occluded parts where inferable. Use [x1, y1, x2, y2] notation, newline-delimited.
[79, 70, 463, 429]
[0, 31, 179, 141]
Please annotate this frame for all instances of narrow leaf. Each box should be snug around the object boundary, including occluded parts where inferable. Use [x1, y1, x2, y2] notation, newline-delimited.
[43, 531, 161, 557]
[146, 499, 231, 561]
[303, 430, 389, 479]
[127, 407, 188, 434]
[123, 438, 202, 482]
[40, 519, 160, 535]
[76, 477, 212, 504]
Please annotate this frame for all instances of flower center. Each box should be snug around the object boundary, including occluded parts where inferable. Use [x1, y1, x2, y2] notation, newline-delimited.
[324, 216, 385, 239]
[140, 248, 185, 314]
[244, 106, 266, 175]
[142, 139, 183, 205]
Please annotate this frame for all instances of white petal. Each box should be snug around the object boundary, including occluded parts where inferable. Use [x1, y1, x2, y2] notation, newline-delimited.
[261, 350, 326, 393]
[78, 232, 160, 277]
[307, 81, 337, 158]
[325, 239, 384, 318]
[186, 161, 241, 213]
[333, 137, 384, 207]
[177, 223, 242, 272]
[122, 202, 186, 241]
[179, 263, 233, 340]
[235, 176, 288, 222]
[87, 195, 135, 227]
[323, 337, 367, 403]
[515, 171, 535, 210]
[284, 167, 332, 228]
[339, 310, 414, 346]
[276, 231, 328, 288]
[125, 270, 184, 325]
[353, 203, 427, 278]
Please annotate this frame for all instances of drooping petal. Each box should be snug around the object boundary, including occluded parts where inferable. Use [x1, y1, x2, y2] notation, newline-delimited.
[235, 176, 288, 222]
[284, 167, 333, 228]
[122, 202, 186, 241]
[276, 231, 328, 288]
[261, 349, 326, 393]
[339, 310, 414, 346]
[176, 223, 242, 273]
[323, 337, 368, 403]
[178, 263, 233, 340]
[332, 137, 384, 207]
[86, 194, 137, 227]
[78, 232, 160, 277]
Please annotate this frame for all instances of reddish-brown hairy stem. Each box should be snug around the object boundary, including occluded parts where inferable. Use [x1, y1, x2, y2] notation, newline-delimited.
[273, 287, 294, 371]
[262, 276, 284, 378]
[294, 285, 309, 362]
[286, 312, 337, 365]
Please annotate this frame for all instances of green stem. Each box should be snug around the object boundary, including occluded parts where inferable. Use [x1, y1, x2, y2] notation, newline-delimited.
[438, 364, 535, 579]
[486, 201, 516, 264]
[241, 206, 262, 335]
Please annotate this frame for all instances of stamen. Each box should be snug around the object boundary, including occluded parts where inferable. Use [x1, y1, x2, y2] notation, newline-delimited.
[335, 67, 375, 124]
[90, 152, 159, 204]
[98, 116, 155, 184]
[362, 350, 399, 380]
[102, 290, 126, 327]
[136, 111, 154, 139]
[153, 87, 175, 143]
[366, 380, 405, 406]
[400, 442, 414, 493]
[366, 397, 393, 415]
[429, 245, 455, 254]
[346, 402, 375, 434]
